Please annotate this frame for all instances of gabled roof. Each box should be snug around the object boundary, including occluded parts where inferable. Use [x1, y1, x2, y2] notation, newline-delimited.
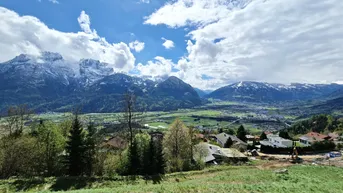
[301, 132, 331, 142]
[328, 132, 339, 139]
[101, 136, 127, 150]
[214, 148, 247, 158]
[196, 143, 220, 163]
[267, 134, 292, 142]
[198, 143, 247, 163]
[216, 133, 247, 145]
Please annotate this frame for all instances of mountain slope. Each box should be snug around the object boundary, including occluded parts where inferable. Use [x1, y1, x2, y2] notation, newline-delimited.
[194, 88, 211, 98]
[207, 81, 343, 102]
[0, 53, 201, 113]
[0, 52, 78, 108]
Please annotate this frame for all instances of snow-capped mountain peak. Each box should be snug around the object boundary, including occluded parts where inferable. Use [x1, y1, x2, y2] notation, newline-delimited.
[39, 51, 63, 62]
[208, 81, 343, 102]
[79, 59, 114, 86]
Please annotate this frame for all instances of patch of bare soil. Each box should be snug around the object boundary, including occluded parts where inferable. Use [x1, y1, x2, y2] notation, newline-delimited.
[256, 161, 293, 170]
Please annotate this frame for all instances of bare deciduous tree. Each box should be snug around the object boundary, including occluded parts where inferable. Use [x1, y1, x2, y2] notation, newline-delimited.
[5, 104, 33, 137]
[119, 92, 145, 147]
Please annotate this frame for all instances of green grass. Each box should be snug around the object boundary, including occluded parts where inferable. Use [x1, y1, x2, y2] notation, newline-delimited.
[1, 164, 343, 193]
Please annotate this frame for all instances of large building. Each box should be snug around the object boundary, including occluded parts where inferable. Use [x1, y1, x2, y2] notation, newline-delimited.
[299, 132, 331, 146]
[260, 134, 293, 148]
[196, 143, 248, 164]
[215, 133, 248, 150]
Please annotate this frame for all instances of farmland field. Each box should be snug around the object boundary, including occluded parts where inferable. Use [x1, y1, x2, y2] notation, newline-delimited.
[22, 101, 300, 135]
[1, 162, 342, 193]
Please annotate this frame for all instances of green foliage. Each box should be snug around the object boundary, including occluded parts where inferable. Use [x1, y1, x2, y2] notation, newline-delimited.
[134, 133, 150, 175]
[154, 139, 166, 175]
[103, 153, 123, 177]
[59, 119, 73, 138]
[127, 138, 140, 175]
[224, 137, 233, 148]
[31, 121, 66, 176]
[192, 143, 208, 170]
[84, 122, 97, 176]
[260, 132, 267, 140]
[311, 141, 336, 151]
[226, 128, 236, 135]
[124, 133, 166, 176]
[288, 114, 343, 135]
[141, 137, 166, 176]
[237, 125, 247, 142]
[65, 114, 86, 176]
[279, 130, 292, 140]
[163, 119, 192, 173]
[0, 135, 39, 178]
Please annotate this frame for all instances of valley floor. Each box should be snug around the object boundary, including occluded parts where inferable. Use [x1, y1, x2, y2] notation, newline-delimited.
[1, 161, 343, 193]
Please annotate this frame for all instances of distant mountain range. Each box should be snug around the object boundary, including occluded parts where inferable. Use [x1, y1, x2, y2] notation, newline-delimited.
[1, 52, 343, 113]
[0, 52, 201, 113]
[207, 81, 343, 102]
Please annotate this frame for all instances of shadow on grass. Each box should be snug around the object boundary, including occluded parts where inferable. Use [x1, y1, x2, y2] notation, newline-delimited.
[7, 175, 164, 192]
[144, 175, 164, 184]
[10, 178, 46, 192]
[50, 176, 95, 191]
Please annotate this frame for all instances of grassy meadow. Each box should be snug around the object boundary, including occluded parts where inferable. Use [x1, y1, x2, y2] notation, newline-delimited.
[1, 163, 342, 193]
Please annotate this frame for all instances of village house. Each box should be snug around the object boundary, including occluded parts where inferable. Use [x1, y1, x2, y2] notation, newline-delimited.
[101, 136, 128, 151]
[299, 132, 331, 146]
[149, 131, 164, 141]
[215, 133, 248, 151]
[260, 134, 293, 148]
[197, 143, 248, 164]
[328, 132, 340, 141]
[245, 134, 255, 141]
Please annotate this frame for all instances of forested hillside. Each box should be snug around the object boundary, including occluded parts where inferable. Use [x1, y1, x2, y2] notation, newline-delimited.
[287, 115, 343, 135]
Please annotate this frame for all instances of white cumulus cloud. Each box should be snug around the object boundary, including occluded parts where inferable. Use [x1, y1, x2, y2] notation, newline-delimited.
[136, 56, 175, 79]
[162, 37, 174, 49]
[49, 0, 59, 4]
[144, 0, 343, 90]
[0, 7, 135, 72]
[139, 0, 150, 4]
[129, 40, 145, 52]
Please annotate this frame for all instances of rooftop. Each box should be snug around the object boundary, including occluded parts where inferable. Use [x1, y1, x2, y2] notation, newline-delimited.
[301, 132, 331, 142]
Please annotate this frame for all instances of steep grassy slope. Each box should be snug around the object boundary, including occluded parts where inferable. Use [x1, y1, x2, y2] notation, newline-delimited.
[1, 164, 342, 193]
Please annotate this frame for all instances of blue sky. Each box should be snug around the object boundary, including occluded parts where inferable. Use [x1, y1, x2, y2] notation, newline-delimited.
[1, 0, 343, 90]
[0, 0, 186, 64]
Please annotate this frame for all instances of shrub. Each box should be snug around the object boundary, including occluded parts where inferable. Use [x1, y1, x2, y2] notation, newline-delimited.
[104, 153, 127, 177]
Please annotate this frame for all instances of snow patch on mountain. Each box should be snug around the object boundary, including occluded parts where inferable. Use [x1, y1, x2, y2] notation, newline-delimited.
[79, 59, 114, 86]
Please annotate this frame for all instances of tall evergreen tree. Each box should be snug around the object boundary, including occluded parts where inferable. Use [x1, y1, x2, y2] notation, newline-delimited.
[237, 125, 247, 142]
[260, 132, 267, 140]
[279, 130, 292, 140]
[65, 114, 86, 176]
[142, 137, 155, 175]
[224, 137, 233, 148]
[84, 122, 96, 176]
[154, 139, 165, 175]
[226, 129, 235, 135]
[128, 138, 140, 175]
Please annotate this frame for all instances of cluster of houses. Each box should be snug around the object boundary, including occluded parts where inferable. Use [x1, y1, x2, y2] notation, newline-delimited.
[100, 129, 342, 165]
[198, 133, 249, 164]
[260, 131, 342, 148]
[101, 131, 249, 164]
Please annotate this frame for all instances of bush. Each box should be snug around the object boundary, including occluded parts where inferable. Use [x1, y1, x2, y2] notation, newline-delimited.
[103, 153, 127, 177]
[337, 143, 343, 150]
[312, 141, 336, 151]
[260, 140, 336, 154]
[190, 159, 206, 171]
[0, 136, 40, 178]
